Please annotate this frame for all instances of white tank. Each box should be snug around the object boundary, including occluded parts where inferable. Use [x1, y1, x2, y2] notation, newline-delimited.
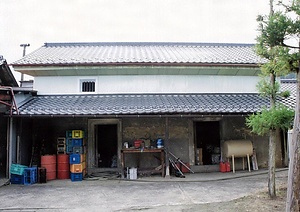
[223, 140, 253, 158]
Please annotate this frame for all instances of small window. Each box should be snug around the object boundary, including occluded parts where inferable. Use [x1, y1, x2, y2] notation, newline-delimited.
[81, 80, 96, 92]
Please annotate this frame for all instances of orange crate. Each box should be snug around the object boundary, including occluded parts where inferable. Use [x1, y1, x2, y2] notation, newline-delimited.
[80, 154, 86, 162]
[70, 163, 84, 173]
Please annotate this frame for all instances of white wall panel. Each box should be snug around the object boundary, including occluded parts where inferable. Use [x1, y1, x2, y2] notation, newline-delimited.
[34, 75, 259, 94]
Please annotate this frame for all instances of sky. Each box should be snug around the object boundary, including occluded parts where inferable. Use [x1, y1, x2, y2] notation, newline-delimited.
[0, 0, 270, 80]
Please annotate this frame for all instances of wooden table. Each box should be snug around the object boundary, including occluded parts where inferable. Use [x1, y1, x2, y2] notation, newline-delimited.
[121, 148, 165, 178]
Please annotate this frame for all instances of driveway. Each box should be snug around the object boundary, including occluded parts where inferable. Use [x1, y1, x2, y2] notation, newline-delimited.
[0, 169, 288, 211]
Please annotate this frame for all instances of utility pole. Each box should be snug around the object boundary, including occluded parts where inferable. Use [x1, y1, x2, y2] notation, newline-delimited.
[20, 43, 30, 85]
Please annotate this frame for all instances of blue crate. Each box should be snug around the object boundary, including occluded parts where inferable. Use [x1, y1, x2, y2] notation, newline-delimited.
[67, 138, 73, 146]
[10, 174, 24, 184]
[30, 166, 38, 183]
[70, 173, 83, 182]
[23, 167, 37, 185]
[73, 146, 83, 154]
[66, 145, 73, 154]
[72, 139, 83, 147]
[66, 130, 73, 138]
[10, 164, 28, 175]
[66, 138, 73, 154]
[69, 154, 81, 164]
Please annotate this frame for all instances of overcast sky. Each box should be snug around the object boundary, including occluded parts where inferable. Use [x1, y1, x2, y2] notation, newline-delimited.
[1, 0, 270, 79]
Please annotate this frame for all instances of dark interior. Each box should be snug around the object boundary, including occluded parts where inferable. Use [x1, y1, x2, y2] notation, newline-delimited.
[97, 124, 118, 168]
[195, 121, 220, 165]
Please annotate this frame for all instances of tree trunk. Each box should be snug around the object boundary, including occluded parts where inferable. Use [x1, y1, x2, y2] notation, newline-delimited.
[269, 129, 277, 198]
[267, 71, 277, 198]
[286, 67, 300, 212]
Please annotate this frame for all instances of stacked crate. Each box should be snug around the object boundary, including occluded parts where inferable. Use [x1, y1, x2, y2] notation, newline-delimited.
[67, 130, 86, 181]
[69, 153, 86, 181]
[10, 164, 37, 185]
[57, 137, 66, 154]
[66, 131, 73, 154]
[66, 130, 85, 154]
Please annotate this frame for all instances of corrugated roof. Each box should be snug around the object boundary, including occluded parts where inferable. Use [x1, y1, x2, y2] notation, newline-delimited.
[12, 42, 266, 66]
[15, 93, 278, 116]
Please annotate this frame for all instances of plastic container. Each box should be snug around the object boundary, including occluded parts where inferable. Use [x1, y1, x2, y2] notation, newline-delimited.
[225, 162, 231, 172]
[57, 137, 66, 145]
[134, 140, 143, 149]
[72, 139, 83, 147]
[80, 154, 86, 163]
[220, 162, 226, 173]
[10, 174, 24, 184]
[156, 139, 164, 148]
[66, 130, 73, 138]
[10, 164, 28, 175]
[24, 168, 37, 185]
[70, 173, 83, 182]
[129, 168, 137, 180]
[70, 163, 84, 173]
[73, 146, 83, 154]
[69, 154, 81, 164]
[72, 130, 84, 139]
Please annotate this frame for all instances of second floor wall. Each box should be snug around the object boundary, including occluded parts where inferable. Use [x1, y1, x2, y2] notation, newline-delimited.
[34, 75, 260, 95]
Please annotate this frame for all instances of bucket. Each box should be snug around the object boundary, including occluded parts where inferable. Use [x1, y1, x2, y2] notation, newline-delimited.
[57, 154, 69, 179]
[41, 155, 56, 180]
[134, 140, 143, 149]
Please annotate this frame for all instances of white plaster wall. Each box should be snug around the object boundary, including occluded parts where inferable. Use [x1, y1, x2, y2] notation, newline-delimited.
[34, 75, 259, 95]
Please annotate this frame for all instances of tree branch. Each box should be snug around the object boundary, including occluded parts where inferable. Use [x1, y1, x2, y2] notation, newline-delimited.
[282, 43, 300, 49]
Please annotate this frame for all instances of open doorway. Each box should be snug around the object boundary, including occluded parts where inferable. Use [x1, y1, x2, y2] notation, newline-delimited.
[195, 121, 220, 165]
[96, 124, 118, 168]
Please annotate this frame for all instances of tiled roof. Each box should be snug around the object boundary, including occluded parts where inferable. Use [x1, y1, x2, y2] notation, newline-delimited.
[280, 79, 297, 109]
[12, 42, 266, 66]
[16, 93, 279, 116]
[0, 59, 18, 87]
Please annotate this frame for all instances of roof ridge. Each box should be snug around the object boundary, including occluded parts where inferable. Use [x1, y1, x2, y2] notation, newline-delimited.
[44, 42, 255, 47]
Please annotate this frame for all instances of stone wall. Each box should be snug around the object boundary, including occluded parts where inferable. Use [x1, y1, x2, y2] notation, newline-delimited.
[221, 116, 271, 169]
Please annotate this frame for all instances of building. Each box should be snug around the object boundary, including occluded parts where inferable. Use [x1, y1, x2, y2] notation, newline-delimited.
[8, 42, 296, 177]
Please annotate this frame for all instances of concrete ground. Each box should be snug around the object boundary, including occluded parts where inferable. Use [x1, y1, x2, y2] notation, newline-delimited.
[0, 168, 288, 212]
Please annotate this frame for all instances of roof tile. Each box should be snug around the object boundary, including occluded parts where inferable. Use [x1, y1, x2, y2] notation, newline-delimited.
[15, 93, 290, 116]
[13, 42, 266, 66]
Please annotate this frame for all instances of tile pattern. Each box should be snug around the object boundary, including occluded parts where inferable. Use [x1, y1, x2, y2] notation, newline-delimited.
[17, 93, 278, 116]
[13, 42, 266, 65]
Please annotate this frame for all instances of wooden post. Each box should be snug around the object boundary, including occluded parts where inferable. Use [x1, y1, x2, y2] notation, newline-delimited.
[165, 117, 170, 178]
[232, 155, 235, 173]
[242, 157, 245, 170]
[247, 154, 251, 172]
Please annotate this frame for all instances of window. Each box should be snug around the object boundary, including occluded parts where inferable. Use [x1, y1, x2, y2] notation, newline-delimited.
[81, 79, 96, 92]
